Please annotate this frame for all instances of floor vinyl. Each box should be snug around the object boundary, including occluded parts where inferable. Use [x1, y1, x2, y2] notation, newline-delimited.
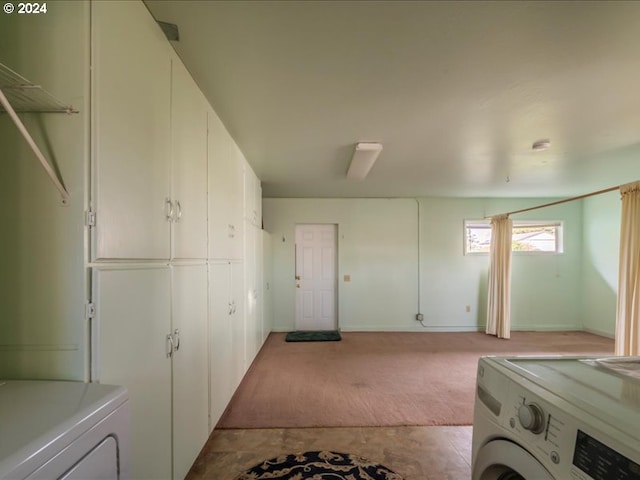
[186, 425, 473, 480]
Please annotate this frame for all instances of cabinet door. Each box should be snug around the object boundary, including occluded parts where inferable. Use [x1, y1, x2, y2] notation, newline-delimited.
[93, 267, 172, 480]
[230, 260, 246, 390]
[244, 162, 261, 227]
[171, 56, 208, 260]
[172, 265, 209, 480]
[255, 177, 262, 229]
[230, 145, 246, 259]
[244, 223, 259, 367]
[256, 229, 265, 344]
[262, 231, 273, 341]
[208, 110, 234, 260]
[92, 0, 171, 260]
[209, 261, 233, 428]
[208, 110, 245, 261]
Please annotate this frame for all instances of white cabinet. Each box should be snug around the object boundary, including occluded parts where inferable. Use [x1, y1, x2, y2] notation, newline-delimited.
[171, 264, 209, 480]
[92, 4, 209, 262]
[92, 0, 171, 260]
[262, 230, 273, 342]
[244, 162, 262, 228]
[170, 55, 208, 260]
[244, 223, 263, 367]
[93, 265, 208, 480]
[208, 108, 244, 260]
[209, 261, 245, 429]
[90, 3, 269, 478]
[93, 267, 172, 480]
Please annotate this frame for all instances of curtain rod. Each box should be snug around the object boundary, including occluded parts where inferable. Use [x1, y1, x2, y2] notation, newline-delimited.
[485, 185, 621, 218]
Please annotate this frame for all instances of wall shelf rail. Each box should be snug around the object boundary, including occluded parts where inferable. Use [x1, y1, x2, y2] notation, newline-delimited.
[0, 62, 78, 205]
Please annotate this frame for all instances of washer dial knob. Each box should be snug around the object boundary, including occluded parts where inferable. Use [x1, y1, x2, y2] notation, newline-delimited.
[518, 403, 545, 434]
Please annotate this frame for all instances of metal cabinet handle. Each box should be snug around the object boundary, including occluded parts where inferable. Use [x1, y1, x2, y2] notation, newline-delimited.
[175, 201, 182, 222]
[165, 198, 174, 221]
[173, 329, 181, 351]
[166, 334, 174, 358]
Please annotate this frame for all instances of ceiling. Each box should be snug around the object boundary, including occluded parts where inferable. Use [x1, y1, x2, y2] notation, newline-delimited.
[144, 0, 640, 198]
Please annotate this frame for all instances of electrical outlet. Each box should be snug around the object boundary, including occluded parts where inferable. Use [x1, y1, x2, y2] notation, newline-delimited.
[416, 313, 424, 322]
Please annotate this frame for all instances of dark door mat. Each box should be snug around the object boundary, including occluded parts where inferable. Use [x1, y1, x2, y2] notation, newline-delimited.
[285, 330, 342, 342]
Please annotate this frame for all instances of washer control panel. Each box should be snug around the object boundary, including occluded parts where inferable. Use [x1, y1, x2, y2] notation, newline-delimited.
[518, 402, 545, 434]
[506, 386, 571, 470]
[475, 358, 640, 480]
[501, 379, 640, 480]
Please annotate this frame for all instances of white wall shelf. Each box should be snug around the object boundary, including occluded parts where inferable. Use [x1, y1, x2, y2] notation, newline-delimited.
[0, 62, 77, 205]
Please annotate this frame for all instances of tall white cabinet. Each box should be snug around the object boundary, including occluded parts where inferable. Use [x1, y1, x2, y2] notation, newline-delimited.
[208, 108, 245, 261]
[92, 0, 171, 261]
[208, 260, 245, 429]
[171, 265, 209, 480]
[90, 2, 267, 479]
[244, 164, 264, 366]
[171, 55, 209, 260]
[93, 268, 173, 479]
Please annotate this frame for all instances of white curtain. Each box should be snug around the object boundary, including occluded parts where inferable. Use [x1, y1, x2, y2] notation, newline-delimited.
[486, 215, 512, 339]
[616, 181, 640, 356]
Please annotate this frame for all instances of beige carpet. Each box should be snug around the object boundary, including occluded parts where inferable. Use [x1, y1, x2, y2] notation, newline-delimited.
[217, 331, 614, 429]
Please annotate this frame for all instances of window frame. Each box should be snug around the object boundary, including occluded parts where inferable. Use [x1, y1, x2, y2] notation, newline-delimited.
[464, 219, 564, 255]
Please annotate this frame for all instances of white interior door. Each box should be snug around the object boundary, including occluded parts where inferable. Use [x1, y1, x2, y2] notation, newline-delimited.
[295, 224, 337, 331]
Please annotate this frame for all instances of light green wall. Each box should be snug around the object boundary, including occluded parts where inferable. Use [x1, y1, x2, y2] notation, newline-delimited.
[263, 198, 419, 331]
[420, 198, 583, 331]
[0, 2, 89, 380]
[581, 192, 620, 337]
[264, 197, 584, 332]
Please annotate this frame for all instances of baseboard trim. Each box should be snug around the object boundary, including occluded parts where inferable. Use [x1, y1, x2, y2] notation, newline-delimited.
[272, 325, 588, 333]
[340, 325, 484, 332]
[583, 327, 615, 339]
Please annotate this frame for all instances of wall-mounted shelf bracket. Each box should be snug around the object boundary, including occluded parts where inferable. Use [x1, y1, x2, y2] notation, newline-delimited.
[0, 62, 78, 206]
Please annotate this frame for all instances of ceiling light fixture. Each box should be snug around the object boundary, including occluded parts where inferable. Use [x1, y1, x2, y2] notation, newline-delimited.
[532, 139, 551, 151]
[347, 142, 383, 180]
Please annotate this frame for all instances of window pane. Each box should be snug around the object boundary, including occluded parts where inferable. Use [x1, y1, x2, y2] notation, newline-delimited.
[464, 221, 562, 254]
[465, 223, 491, 253]
[512, 225, 558, 252]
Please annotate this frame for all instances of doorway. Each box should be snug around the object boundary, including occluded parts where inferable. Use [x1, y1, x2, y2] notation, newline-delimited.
[294, 224, 338, 331]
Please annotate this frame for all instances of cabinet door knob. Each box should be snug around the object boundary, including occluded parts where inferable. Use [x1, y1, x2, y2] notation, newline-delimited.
[174, 201, 182, 222]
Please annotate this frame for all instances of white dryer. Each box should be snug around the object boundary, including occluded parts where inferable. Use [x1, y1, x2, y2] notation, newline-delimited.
[472, 356, 640, 480]
[0, 380, 129, 480]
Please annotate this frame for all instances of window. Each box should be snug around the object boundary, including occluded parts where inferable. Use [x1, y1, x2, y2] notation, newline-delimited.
[464, 220, 563, 254]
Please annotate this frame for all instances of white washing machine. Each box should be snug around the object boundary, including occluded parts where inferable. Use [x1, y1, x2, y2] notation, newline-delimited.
[472, 356, 640, 480]
[0, 380, 129, 480]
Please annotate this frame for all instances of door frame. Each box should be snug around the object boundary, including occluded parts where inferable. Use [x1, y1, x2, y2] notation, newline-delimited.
[294, 223, 339, 331]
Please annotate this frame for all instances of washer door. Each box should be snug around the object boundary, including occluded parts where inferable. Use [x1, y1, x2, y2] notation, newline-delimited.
[473, 439, 555, 480]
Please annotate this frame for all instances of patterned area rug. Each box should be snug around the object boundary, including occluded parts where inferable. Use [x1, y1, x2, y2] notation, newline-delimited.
[234, 450, 403, 479]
